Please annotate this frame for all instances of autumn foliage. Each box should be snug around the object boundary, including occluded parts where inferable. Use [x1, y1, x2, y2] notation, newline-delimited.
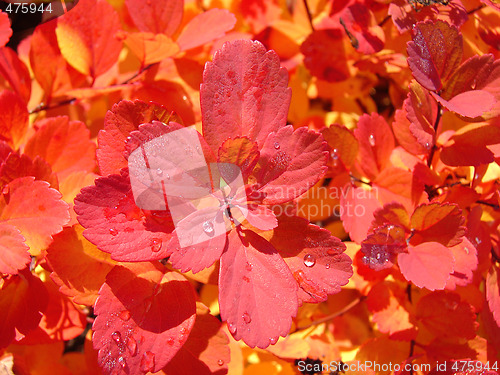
[0, 0, 499, 374]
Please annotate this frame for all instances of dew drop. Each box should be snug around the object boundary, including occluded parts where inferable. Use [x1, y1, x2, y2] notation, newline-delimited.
[180, 327, 187, 335]
[228, 322, 236, 334]
[109, 228, 118, 236]
[167, 337, 175, 345]
[245, 262, 253, 271]
[156, 168, 163, 177]
[118, 357, 126, 368]
[242, 276, 250, 283]
[274, 142, 280, 150]
[368, 134, 376, 147]
[269, 337, 278, 345]
[303, 253, 316, 267]
[126, 136, 132, 142]
[242, 312, 251, 324]
[119, 310, 131, 321]
[150, 238, 162, 252]
[165, 173, 170, 180]
[325, 264, 330, 269]
[327, 249, 337, 256]
[140, 351, 155, 373]
[424, 142, 431, 150]
[217, 359, 224, 366]
[203, 221, 214, 234]
[127, 337, 138, 356]
[111, 331, 121, 343]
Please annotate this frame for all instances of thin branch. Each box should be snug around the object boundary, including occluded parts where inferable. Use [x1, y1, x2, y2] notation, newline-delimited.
[378, 14, 391, 27]
[294, 296, 366, 332]
[467, 4, 486, 14]
[476, 200, 500, 210]
[302, 0, 315, 32]
[29, 63, 158, 114]
[426, 102, 442, 168]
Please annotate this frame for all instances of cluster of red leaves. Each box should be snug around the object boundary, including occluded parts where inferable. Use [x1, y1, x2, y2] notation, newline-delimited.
[0, 0, 499, 374]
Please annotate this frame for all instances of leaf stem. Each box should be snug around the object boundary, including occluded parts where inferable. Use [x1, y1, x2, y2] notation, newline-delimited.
[302, 0, 315, 32]
[426, 102, 442, 168]
[294, 295, 366, 332]
[467, 4, 485, 14]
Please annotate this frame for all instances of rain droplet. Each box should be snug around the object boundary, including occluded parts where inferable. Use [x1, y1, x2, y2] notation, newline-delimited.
[274, 142, 280, 150]
[228, 322, 236, 334]
[245, 262, 253, 271]
[327, 249, 337, 256]
[140, 351, 155, 373]
[156, 168, 163, 177]
[109, 228, 118, 236]
[368, 134, 376, 147]
[203, 221, 214, 234]
[180, 327, 187, 335]
[325, 264, 330, 269]
[303, 254, 316, 267]
[111, 331, 121, 343]
[269, 337, 278, 345]
[119, 310, 131, 321]
[167, 337, 175, 345]
[424, 142, 431, 150]
[242, 276, 250, 283]
[217, 359, 224, 366]
[150, 238, 162, 252]
[118, 357, 126, 368]
[242, 312, 251, 324]
[165, 173, 170, 180]
[127, 337, 138, 356]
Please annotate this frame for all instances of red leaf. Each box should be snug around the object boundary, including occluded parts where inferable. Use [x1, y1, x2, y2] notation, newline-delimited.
[300, 29, 350, 82]
[219, 229, 298, 348]
[46, 225, 116, 306]
[392, 106, 430, 156]
[0, 90, 28, 149]
[406, 82, 438, 151]
[354, 113, 395, 180]
[162, 305, 230, 375]
[321, 124, 359, 169]
[340, 3, 385, 54]
[441, 123, 500, 166]
[409, 202, 465, 247]
[0, 177, 70, 254]
[56, 0, 122, 78]
[97, 100, 179, 176]
[0, 223, 30, 275]
[177, 9, 236, 51]
[74, 171, 174, 261]
[431, 90, 496, 119]
[0, 152, 57, 189]
[201, 40, 291, 152]
[24, 116, 96, 179]
[0, 11, 12, 47]
[0, 270, 48, 349]
[267, 216, 352, 304]
[252, 126, 328, 204]
[398, 242, 454, 290]
[339, 186, 382, 243]
[416, 291, 477, 339]
[486, 264, 500, 327]
[361, 225, 407, 271]
[0, 47, 31, 103]
[445, 237, 477, 290]
[125, 0, 183, 36]
[371, 202, 410, 230]
[407, 20, 463, 91]
[93, 263, 196, 374]
[29, 21, 86, 98]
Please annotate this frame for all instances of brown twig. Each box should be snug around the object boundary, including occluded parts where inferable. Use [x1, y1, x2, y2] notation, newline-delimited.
[302, 0, 315, 32]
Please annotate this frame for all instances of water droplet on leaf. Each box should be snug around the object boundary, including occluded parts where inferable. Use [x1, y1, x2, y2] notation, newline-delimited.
[150, 238, 162, 252]
[203, 221, 214, 234]
[368, 134, 376, 147]
[269, 337, 278, 345]
[245, 262, 253, 271]
[119, 310, 131, 321]
[303, 254, 316, 267]
[140, 351, 155, 373]
[167, 337, 175, 345]
[274, 142, 280, 150]
[127, 337, 138, 356]
[325, 264, 330, 269]
[228, 322, 236, 334]
[218, 359, 224, 366]
[156, 168, 163, 176]
[118, 357, 126, 368]
[327, 249, 337, 256]
[109, 228, 118, 236]
[242, 312, 251, 324]
[111, 331, 121, 343]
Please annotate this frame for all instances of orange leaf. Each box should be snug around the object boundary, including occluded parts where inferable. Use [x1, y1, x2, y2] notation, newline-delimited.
[0, 177, 70, 255]
[24, 116, 96, 180]
[125, 0, 183, 36]
[0, 11, 12, 47]
[321, 124, 359, 169]
[0, 90, 28, 149]
[56, 0, 122, 78]
[0, 223, 30, 275]
[0, 47, 31, 103]
[486, 264, 500, 327]
[120, 32, 179, 65]
[46, 225, 116, 306]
